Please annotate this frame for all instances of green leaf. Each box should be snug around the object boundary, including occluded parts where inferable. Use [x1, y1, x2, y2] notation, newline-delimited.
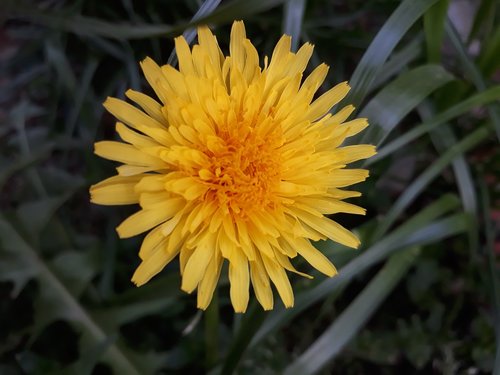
[94, 273, 183, 331]
[0, 215, 142, 375]
[0, 148, 54, 193]
[62, 335, 117, 375]
[0, 222, 39, 297]
[346, 0, 440, 108]
[284, 247, 419, 375]
[358, 64, 454, 145]
[423, 0, 449, 63]
[373, 126, 490, 239]
[249, 194, 465, 349]
[49, 250, 100, 297]
[16, 194, 72, 240]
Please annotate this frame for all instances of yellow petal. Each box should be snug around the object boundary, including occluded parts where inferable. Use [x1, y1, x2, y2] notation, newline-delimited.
[284, 235, 337, 277]
[291, 208, 360, 249]
[230, 20, 246, 72]
[134, 175, 167, 193]
[327, 169, 369, 188]
[325, 104, 355, 125]
[295, 197, 366, 215]
[89, 175, 141, 205]
[197, 25, 223, 71]
[250, 254, 274, 310]
[340, 118, 369, 137]
[116, 165, 160, 176]
[261, 254, 294, 308]
[300, 63, 329, 96]
[90, 183, 138, 205]
[94, 141, 164, 168]
[304, 81, 350, 121]
[139, 191, 173, 209]
[331, 145, 377, 165]
[327, 188, 362, 199]
[115, 122, 159, 149]
[181, 231, 216, 293]
[116, 198, 184, 238]
[104, 97, 163, 129]
[288, 42, 313, 76]
[132, 246, 178, 286]
[273, 248, 312, 279]
[247, 223, 275, 259]
[229, 248, 250, 313]
[139, 57, 169, 103]
[243, 39, 259, 82]
[138, 223, 168, 260]
[125, 89, 165, 124]
[175, 36, 195, 75]
[161, 65, 189, 100]
[197, 252, 223, 310]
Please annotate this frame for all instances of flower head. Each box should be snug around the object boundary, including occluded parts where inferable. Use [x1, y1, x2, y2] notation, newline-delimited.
[90, 21, 376, 312]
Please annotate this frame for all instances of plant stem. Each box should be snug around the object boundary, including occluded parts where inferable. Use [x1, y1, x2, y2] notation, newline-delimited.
[205, 292, 219, 370]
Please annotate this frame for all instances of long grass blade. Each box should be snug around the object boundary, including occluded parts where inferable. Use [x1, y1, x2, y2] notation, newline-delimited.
[373, 126, 490, 239]
[250, 194, 465, 348]
[7, 0, 289, 40]
[283, 0, 306, 51]
[284, 247, 419, 375]
[445, 19, 500, 141]
[167, 0, 222, 66]
[358, 64, 454, 145]
[423, 0, 449, 62]
[346, 0, 440, 108]
[367, 86, 500, 164]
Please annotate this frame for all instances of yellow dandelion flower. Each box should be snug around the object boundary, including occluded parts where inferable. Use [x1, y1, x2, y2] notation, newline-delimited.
[90, 21, 376, 313]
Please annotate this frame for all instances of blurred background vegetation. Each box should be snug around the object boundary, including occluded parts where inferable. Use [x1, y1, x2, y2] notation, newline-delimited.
[1, 0, 499, 374]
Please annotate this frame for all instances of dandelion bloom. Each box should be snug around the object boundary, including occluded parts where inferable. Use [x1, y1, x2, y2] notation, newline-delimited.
[90, 21, 375, 313]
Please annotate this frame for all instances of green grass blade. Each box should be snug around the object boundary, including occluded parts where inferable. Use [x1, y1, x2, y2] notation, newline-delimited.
[167, 0, 222, 66]
[479, 180, 500, 375]
[477, 26, 500, 77]
[423, 0, 449, 63]
[66, 57, 99, 137]
[283, 0, 306, 51]
[367, 85, 500, 164]
[250, 194, 464, 348]
[7, 0, 289, 39]
[418, 103, 478, 215]
[371, 34, 423, 91]
[284, 247, 420, 375]
[469, 0, 496, 41]
[219, 303, 267, 375]
[358, 64, 454, 145]
[373, 126, 490, 239]
[346, 0, 440, 108]
[446, 19, 500, 142]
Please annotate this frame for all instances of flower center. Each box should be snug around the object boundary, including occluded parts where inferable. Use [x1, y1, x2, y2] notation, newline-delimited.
[204, 123, 282, 217]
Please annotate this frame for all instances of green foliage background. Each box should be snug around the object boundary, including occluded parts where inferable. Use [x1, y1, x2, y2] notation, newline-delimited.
[1, 0, 499, 374]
